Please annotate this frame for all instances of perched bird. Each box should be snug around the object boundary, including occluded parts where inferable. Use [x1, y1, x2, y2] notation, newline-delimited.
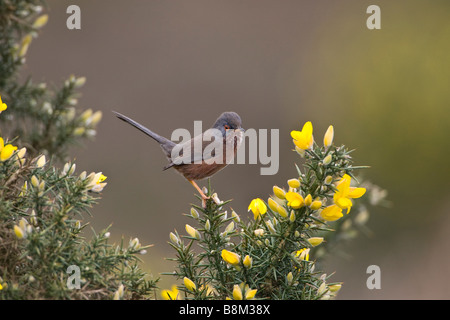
[113, 111, 244, 200]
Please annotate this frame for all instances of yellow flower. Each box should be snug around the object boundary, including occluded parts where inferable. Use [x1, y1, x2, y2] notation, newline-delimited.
[161, 285, 179, 300]
[221, 249, 240, 266]
[291, 121, 314, 150]
[320, 205, 343, 222]
[0, 138, 18, 161]
[0, 95, 7, 113]
[295, 248, 310, 261]
[285, 192, 304, 209]
[333, 174, 366, 213]
[248, 198, 267, 220]
[323, 125, 334, 148]
[183, 277, 196, 292]
[231, 283, 257, 300]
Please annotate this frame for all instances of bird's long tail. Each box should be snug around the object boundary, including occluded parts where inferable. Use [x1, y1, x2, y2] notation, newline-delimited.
[113, 111, 175, 157]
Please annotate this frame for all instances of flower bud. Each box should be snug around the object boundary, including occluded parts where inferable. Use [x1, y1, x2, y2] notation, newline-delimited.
[185, 224, 201, 240]
[254, 229, 264, 237]
[32, 14, 49, 29]
[304, 194, 312, 207]
[286, 272, 294, 285]
[310, 200, 322, 210]
[273, 186, 286, 199]
[14, 225, 25, 239]
[323, 154, 332, 166]
[243, 255, 252, 269]
[287, 179, 300, 189]
[307, 237, 324, 247]
[204, 219, 211, 232]
[232, 284, 243, 300]
[221, 249, 240, 266]
[323, 125, 334, 148]
[267, 197, 279, 212]
[289, 210, 296, 222]
[190, 207, 199, 219]
[183, 277, 197, 292]
[277, 205, 289, 218]
[224, 221, 235, 234]
[169, 232, 180, 245]
[231, 209, 240, 222]
[129, 237, 141, 250]
[31, 175, 39, 187]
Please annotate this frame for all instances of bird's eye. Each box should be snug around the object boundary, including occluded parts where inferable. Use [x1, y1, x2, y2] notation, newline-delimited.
[224, 125, 230, 130]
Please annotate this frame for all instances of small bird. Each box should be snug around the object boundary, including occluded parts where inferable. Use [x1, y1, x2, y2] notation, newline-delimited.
[113, 111, 244, 201]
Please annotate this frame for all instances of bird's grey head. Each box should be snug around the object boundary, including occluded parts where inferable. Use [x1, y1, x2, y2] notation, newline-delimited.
[212, 112, 243, 137]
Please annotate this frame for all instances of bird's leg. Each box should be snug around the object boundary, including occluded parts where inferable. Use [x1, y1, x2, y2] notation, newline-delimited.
[189, 180, 210, 201]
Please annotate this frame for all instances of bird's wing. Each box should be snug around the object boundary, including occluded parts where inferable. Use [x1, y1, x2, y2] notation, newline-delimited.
[169, 129, 224, 166]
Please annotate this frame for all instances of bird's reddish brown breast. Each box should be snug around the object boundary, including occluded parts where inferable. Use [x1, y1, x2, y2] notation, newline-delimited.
[174, 130, 242, 180]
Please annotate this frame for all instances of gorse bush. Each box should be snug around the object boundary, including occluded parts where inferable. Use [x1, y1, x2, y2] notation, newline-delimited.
[1, 0, 386, 300]
[163, 122, 385, 300]
[0, 0, 157, 299]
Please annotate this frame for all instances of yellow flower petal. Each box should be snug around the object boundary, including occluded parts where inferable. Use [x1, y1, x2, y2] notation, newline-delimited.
[335, 197, 353, 211]
[161, 285, 179, 300]
[320, 205, 343, 222]
[248, 198, 267, 220]
[348, 187, 366, 199]
[1, 144, 18, 161]
[291, 121, 314, 150]
[0, 95, 7, 112]
[295, 248, 310, 261]
[221, 249, 240, 266]
[245, 289, 257, 300]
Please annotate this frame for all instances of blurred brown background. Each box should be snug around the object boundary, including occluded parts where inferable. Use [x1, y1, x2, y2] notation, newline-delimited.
[23, 0, 450, 299]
